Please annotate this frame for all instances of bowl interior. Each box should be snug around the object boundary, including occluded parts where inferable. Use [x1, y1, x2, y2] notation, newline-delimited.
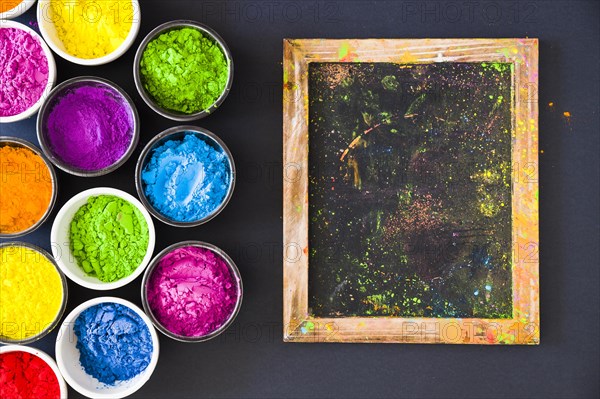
[137, 129, 235, 225]
[136, 22, 233, 119]
[38, 79, 138, 176]
[56, 298, 159, 398]
[51, 188, 155, 290]
[37, 0, 141, 65]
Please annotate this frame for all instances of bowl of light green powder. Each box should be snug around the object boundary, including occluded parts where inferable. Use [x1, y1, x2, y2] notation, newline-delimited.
[134, 20, 233, 121]
[50, 187, 156, 290]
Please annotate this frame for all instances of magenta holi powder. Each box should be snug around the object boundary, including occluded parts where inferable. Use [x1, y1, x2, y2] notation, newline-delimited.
[145, 245, 240, 338]
[0, 27, 49, 117]
[44, 82, 134, 171]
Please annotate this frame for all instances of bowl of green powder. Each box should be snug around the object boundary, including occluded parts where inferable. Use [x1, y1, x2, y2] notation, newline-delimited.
[133, 20, 233, 121]
[50, 188, 156, 290]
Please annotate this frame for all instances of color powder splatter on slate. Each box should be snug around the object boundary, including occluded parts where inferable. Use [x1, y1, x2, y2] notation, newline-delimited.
[139, 27, 228, 114]
[307, 62, 513, 319]
[69, 195, 149, 282]
[141, 133, 231, 223]
[74, 303, 153, 385]
[145, 246, 239, 337]
[0, 351, 61, 398]
[0, 27, 49, 117]
[45, 83, 134, 171]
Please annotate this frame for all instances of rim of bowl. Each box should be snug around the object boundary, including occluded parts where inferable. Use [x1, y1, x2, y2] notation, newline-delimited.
[133, 20, 234, 121]
[55, 296, 159, 399]
[140, 241, 243, 343]
[0, 241, 68, 345]
[0, 137, 58, 238]
[37, 76, 140, 177]
[0, 345, 69, 398]
[135, 125, 236, 227]
[0, 20, 57, 123]
[50, 187, 156, 291]
[0, 0, 36, 20]
[36, 0, 141, 66]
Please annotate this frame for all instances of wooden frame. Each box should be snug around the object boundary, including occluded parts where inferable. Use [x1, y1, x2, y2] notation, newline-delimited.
[283, 39, 539, 344]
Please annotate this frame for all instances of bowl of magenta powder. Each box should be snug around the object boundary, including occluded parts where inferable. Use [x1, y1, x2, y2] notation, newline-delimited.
[0, 20, 56, 123]
[141, 241, 243, 342]
[136, 126, 235, 227]
[55, 297, 159, 398]
[37, 76, 139, 176]
[0, 345, 68, 399]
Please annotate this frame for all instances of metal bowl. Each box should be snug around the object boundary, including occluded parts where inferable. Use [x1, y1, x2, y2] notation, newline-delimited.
[0, 137, 58, 238]
[140, 241, 243, 343]
[0, 242, 68, 345]
[37, 76, 140, 177]
[135, 125, 236, 227]
[133, 20, 234, 121]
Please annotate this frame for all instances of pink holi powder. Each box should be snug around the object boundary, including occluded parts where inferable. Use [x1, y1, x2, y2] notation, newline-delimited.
[146, 246, 239, 338]
[0, 28, 49, 117]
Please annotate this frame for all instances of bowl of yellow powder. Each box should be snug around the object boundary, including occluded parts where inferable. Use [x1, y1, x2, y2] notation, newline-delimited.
[0, 242, 68, 345]
[36, 0, 141, 65]
[51, 187, 156, 290]
[0, 137, 58, 238]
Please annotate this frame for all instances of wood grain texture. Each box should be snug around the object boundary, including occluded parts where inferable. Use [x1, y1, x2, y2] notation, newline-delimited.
[283, 38, 539, 344]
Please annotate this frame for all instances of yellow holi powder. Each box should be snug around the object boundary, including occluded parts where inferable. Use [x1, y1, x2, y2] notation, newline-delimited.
[49, 0, 133, 59]
[0, 245, 63, 341]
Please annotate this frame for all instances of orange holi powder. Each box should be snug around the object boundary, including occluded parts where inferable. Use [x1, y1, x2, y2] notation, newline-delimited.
[0, 1, 22, 13]
[0, 145, 53, 234]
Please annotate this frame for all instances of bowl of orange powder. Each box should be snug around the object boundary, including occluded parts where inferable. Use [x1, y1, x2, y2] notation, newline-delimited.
[0, 137, 57, 238]
[0, 0, 36, 19]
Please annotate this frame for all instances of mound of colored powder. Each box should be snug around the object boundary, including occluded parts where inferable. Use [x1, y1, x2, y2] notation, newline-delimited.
[140, 27, 229, 114]
[146, 246, 239, 337]
[0, 27, 49, 117]
[0, 245, 63, 341]
[45, 83, 134, 171]
[141, 133, 231, 222]
[0, 351, 61, 399]
[74, 303, 153, 385]
[69, 195, 149, 283]
[1, 1, 24, 13]
[0, 145, 53, 234]
[49, 0, 133, 59]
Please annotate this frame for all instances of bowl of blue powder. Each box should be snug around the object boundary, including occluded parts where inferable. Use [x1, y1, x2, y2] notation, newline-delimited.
[55, 297, 159, 398]
[135, 126, 235, 227]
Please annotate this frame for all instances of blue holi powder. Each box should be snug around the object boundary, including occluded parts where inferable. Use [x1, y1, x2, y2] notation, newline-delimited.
[74, 303, 153, 385]
[141, 133, 231, 223]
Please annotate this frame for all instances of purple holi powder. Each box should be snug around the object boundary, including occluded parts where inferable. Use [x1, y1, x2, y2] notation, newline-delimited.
[146, 246, 239, 338]
[0, 27, 49, 117]
[45, 84, 134, 171]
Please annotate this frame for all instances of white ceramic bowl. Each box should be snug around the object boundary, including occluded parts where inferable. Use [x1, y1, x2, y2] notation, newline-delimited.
[55, 297, 159, 399]
[37, 0, 140, 66]
[50, 187, 155, 290]
[0, 345, 69, 398]
[0, 0, 36, 19]
[0, 20, 56, 123]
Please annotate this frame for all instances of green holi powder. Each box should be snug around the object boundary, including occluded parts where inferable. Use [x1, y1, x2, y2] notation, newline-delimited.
[69, 195, 149, 283]
[139, 27, 229, 114]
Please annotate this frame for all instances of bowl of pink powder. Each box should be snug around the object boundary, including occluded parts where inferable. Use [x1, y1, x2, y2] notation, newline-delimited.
[37, 76, 139, 177]
[141, 241, 243, 343]
[0, 20, 56, 123]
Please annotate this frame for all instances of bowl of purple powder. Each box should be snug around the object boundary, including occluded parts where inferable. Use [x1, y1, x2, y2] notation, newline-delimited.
[0, 20, 56, 124]
[37, 76, 139, 177]
[141, 241, 243, 343]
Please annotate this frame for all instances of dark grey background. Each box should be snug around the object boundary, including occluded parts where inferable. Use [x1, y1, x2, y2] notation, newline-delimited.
[1, 1, 598, 398]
